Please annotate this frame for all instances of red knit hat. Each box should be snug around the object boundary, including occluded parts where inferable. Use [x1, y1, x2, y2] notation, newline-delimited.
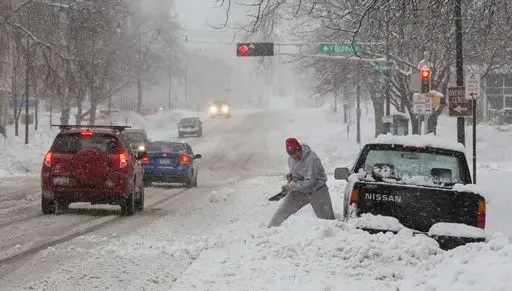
[285, 138, 301, 155]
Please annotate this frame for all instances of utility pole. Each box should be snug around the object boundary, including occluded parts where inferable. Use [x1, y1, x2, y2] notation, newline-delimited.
[168, 73, 172, 111]
[184, 57, 188, 104]
[356, 84, 361, 145]
[137, 30, 142, 113]
[333, 83, 338, 113]
[455, 0, 465, 145]
[136, 0, 143, 113]
[90, 34, 95, 124]
[24, 33, 30, 144]
[383, 2, 392, 134]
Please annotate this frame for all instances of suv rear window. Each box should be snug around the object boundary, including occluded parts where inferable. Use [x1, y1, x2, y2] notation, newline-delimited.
[52, 133, 117, 154]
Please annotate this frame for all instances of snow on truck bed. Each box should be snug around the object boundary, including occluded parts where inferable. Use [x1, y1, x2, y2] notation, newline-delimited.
[371, 133, 466, 152]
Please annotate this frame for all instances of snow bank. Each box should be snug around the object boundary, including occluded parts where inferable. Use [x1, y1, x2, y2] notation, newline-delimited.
[171, 218, 441, 291]
[400, 233, 511, 291]
[0, 127, 58, 177]
[372, 133, 466, 152]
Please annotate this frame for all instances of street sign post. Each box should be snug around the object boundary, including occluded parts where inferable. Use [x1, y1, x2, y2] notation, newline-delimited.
[464, 73, 480, 184]
[465, 72, 480, 100]
[448, 86, 472, 117]
[412, 93, 432, 115]
[319, 43, 362, 55]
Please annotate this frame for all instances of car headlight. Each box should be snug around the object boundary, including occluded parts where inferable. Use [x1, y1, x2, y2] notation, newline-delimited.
[210, 106, 218, 113]
[137, 145, 145, 152]
[221, 105, 229, 113]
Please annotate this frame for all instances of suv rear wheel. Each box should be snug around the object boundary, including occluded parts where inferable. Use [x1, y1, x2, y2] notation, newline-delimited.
[121, 190, 135, 216]
[42, 196, 56, 214]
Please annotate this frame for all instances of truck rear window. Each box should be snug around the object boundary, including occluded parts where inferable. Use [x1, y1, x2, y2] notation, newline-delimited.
[52, 134, 117, 154]
[361, 149, 465, 185]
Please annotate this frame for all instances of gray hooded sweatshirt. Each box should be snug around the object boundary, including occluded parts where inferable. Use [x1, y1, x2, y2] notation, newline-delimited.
[288, 144, 328, 193]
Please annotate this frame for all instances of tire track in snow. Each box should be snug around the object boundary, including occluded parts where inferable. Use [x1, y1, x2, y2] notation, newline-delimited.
[0, 186, 191, 270]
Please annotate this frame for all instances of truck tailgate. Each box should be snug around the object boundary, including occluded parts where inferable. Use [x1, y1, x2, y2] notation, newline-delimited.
[354, 182, 485, 232]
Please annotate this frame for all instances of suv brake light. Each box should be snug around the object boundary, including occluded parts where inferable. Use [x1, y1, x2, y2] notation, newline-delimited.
[180, 155, 190, 164]
[119, 151, 128, 168]
[477, 200, 486, 229]
[80, 131, 93, 137]
[44, 152, 52, 167]
[142, 155, 150, 165]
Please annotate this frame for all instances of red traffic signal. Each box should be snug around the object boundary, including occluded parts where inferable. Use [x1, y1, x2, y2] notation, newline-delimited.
[236, 42, 274, 57]
[420, 67, 431, 79]
[238, 44, 249, 56]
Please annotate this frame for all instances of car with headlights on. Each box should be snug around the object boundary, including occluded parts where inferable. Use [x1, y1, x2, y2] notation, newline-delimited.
[124, 128, 149, 152]
[208, 100, 231, 118]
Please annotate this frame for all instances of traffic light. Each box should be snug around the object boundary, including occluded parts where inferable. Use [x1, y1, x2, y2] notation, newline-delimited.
[236, 42, 274, 57]
[420, 67, 431, 93]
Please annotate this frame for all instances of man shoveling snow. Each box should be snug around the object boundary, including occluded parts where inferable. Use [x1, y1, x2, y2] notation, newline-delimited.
[268, 137, 335, 227]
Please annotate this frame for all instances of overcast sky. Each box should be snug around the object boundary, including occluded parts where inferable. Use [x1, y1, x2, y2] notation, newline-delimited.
[174, 0, 247, 32]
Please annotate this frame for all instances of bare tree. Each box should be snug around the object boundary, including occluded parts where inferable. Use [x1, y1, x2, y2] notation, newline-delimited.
[218, 0, 512, 135]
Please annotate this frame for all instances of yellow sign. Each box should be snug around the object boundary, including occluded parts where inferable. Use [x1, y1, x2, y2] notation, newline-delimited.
[426, 91, 442, 109]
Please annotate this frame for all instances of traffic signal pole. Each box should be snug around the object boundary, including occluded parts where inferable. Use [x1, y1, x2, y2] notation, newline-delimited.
[454, 0, 465, 146]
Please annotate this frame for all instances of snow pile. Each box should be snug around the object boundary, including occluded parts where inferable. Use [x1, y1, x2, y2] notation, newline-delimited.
[349, 213, 405, 232]
[400, 233, 511, 291]
[172, 220, 441, 291]
[0, 128, 58, 176]
[428, 223, 485, 238]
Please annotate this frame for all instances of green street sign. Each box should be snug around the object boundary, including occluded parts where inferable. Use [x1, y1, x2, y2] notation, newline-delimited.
[319, 43, 362, 55]
[373, 61, 393, 73]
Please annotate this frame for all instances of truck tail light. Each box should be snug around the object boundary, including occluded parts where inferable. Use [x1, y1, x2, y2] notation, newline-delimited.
[180, 155, 190, 164]
[142, 155, 150, 165]
[349, 189, 360, 205]
[44, 151, 52, 167]
[477, 200, 486, 229]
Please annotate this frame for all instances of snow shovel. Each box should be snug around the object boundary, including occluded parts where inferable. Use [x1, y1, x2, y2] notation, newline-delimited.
[268, 190, 287, 201]
[268, 176, 292, 201]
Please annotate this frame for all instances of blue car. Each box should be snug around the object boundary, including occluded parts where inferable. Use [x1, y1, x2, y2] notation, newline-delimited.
[142, 141, 201, 187]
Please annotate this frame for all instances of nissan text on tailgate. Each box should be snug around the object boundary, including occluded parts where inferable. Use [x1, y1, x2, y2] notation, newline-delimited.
[334, 134, 487, 250]
[41, 125, 146, 216]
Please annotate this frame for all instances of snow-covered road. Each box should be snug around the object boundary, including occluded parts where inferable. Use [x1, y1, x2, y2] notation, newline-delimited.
[0, 110, 286, 285]
[1, 107, 512, 290]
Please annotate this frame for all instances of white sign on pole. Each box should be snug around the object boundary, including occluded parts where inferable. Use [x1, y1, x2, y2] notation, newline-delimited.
[465, 72, 480, 100]
[412, 93, 432, 115]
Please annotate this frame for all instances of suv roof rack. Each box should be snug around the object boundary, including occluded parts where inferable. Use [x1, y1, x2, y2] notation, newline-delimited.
[51, 124, 132, 132]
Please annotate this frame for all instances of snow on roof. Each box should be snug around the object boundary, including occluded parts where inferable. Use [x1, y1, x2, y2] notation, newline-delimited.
[370, 133, 465, 152]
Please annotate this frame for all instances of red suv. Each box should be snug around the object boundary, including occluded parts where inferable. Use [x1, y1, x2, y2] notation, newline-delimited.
[41, 125, 145, 216]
